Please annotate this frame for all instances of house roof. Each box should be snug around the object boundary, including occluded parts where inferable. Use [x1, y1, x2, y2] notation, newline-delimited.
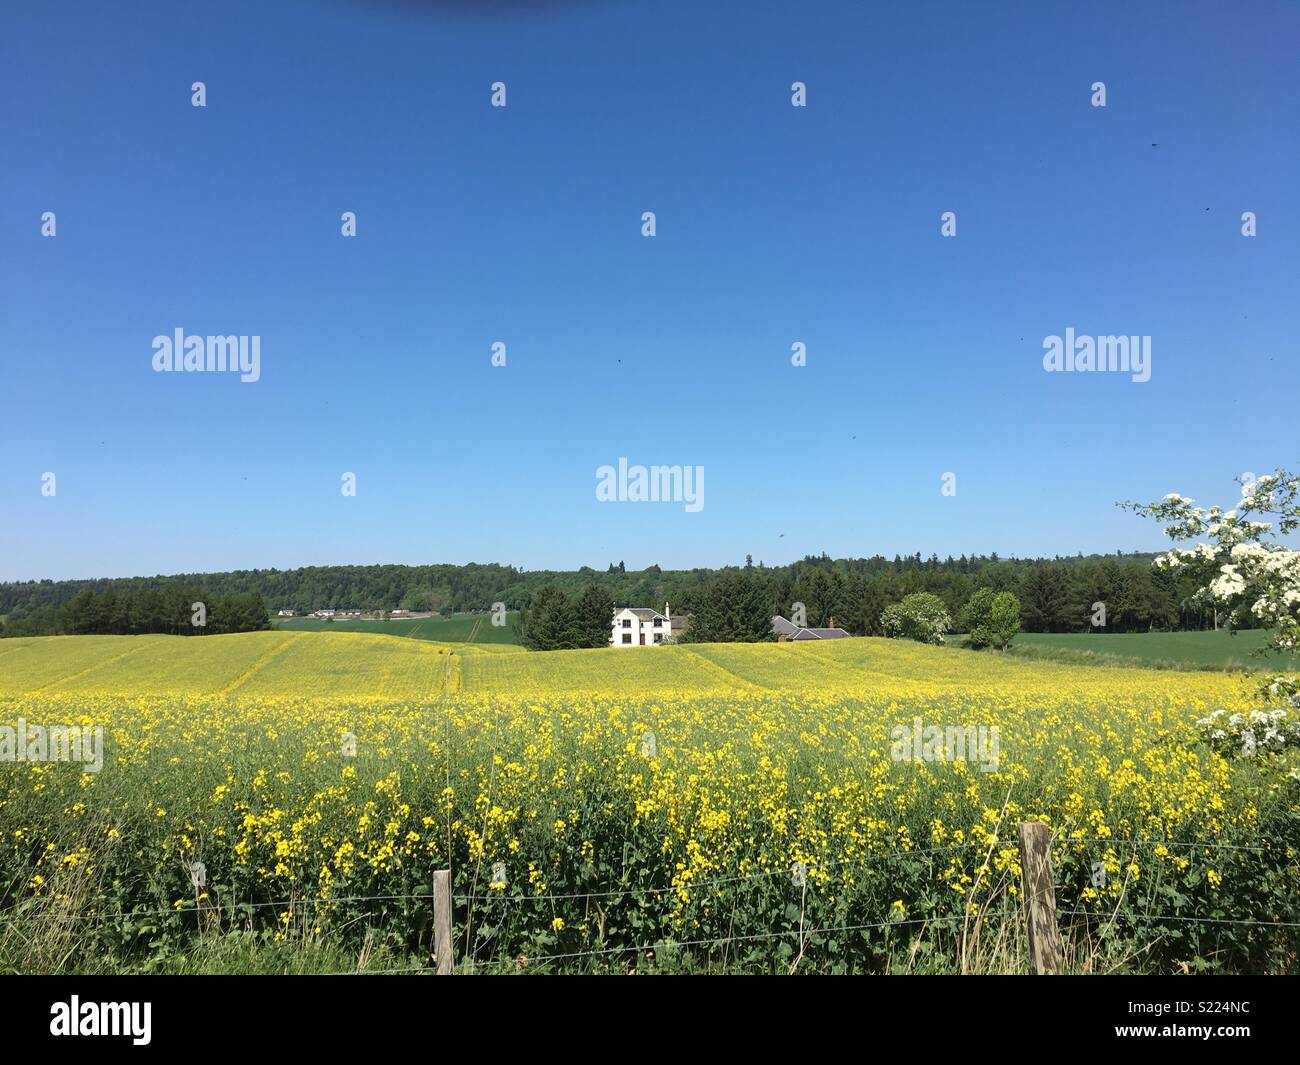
[771, 615, 800, 636]
[624, 607, 666, 621]
[788, 626, 850, 640]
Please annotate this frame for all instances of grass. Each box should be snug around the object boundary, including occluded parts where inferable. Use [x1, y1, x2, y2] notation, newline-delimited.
[0, 917, 1158, 975]
[0, 920, 428, 975]
[271, 611, 523, 646]
[1007, 629, 1299, 672]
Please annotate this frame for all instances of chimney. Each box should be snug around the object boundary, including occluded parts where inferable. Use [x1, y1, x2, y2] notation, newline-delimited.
[665, 602, 671, 621]
[828, 616, 835, 629]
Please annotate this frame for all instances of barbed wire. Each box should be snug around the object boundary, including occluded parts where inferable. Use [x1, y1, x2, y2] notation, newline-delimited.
[336, 908, 1300, 975]
[337, 914, 979, 976]
[2, 835, 1294, 931]
[0, 891, 438, 926]
[456, 841, 993, 904]
[0, 841, 990, 925]
[1059, 910, 1300, 929]
[1060, 838, 1295, 854]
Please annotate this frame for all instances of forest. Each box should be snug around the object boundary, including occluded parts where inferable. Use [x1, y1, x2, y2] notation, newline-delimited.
[0, 587, 269, 637]
[0, 552, 1233, 639]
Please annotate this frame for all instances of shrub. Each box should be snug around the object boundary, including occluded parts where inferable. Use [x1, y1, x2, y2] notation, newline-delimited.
[881, 592, 950, 644]
[960, 589, 995, 644]
[962, 590, 1021, 650]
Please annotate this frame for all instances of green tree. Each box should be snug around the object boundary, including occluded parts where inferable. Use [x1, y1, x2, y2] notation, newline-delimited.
[519, 586, 579, 650]
[685, 571, 772, 643]
[839, 574, 887, 636]
[128, 588, 167, 634]
[1019, 564, 1071, 632]
[794, 567, 839, 627]
[983, 591, 1021, 649]
[574, 584, 615, 649]
[959, 587, 995, 640]
[64, 589, 102, 634]
[401, 586, 448, 612]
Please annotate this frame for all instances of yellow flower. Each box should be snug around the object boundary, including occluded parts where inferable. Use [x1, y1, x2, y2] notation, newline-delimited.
[0, 629, 1273, 963]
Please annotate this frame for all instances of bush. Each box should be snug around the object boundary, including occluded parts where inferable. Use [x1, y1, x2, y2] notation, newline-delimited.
[959, 589, 995, 640]
[881, 592, 950, 644]
[964, 590, 1020, 649]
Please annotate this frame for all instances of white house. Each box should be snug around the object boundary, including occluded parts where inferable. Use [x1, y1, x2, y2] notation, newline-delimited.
[611, 604, 673, 646]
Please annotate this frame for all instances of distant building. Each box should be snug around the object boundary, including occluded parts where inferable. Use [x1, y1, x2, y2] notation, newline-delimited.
[772, 615, 850, 641]
[311, 609, 336, 618]
[611, 604, 675, 646]
[389, 609, 411, 618]
[277, 609, 298, 617]
[337, 609, 364, 619]
[771, 615, 800, 639]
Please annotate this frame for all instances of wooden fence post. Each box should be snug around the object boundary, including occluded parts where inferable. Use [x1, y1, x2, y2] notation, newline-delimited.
[432, 869, 453, 975]
[1017, 822, 1062, 975]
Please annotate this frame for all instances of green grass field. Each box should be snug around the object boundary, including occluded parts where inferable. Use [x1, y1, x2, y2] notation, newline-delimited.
[271, 611, 522, 646]
[1009, 628, 1300, 671]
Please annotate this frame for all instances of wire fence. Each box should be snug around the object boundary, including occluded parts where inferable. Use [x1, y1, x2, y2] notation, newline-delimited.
[6, 833, 1295, 974]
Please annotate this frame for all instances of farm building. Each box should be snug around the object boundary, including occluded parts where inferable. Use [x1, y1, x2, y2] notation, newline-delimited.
[611, 605, 677, 646]
[771, 615, 850, 641]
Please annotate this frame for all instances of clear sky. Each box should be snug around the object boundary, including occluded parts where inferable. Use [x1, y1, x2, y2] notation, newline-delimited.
[2, 0, 1297, 581]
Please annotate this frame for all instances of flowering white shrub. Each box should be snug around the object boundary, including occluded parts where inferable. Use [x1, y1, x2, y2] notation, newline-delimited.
[880, 592, 951, 645]
[1196, 707, 1300, 759]
[1124, 469, 1300, 702]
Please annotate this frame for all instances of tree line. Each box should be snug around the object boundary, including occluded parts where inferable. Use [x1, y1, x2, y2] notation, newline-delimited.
[518, 555, 1238, 650]
[664, 556, 1226, 639]
[0, 587, 269, 637]
[2, 552, 1236, 640]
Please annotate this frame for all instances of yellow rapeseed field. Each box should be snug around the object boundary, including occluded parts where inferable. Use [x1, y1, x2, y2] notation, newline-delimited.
[1, 632, 1296, 972]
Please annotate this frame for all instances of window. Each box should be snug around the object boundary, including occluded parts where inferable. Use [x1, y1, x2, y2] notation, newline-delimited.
[622, 633, 632, 644]
[622, 619, 631, 628]
[654, 618, 663, 627]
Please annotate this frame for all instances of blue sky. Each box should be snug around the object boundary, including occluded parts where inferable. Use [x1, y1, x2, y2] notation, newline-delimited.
[2, 0, 1297, 581]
